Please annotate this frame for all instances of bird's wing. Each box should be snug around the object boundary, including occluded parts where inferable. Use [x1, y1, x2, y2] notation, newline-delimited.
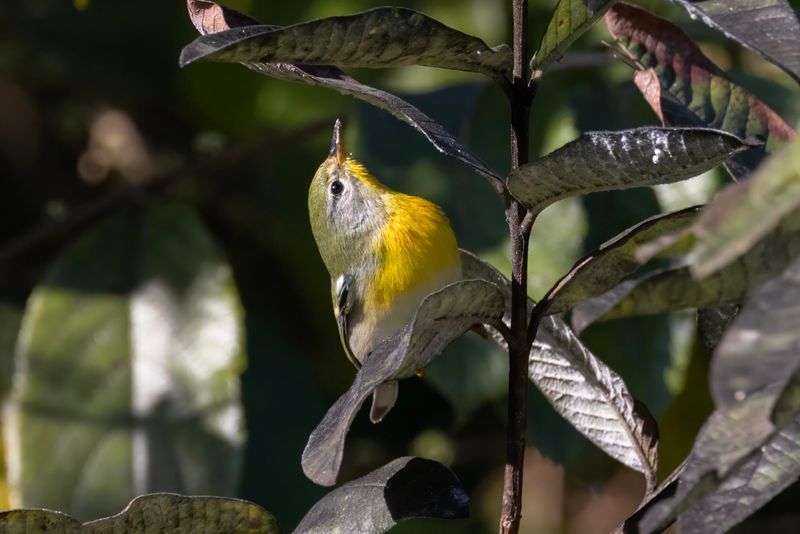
[334, 272, 360, 369]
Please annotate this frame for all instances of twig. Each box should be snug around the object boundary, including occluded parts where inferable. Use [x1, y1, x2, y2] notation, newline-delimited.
[500, 1, 534, 532]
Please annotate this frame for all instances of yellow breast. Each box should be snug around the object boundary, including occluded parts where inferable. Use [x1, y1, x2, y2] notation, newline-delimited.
[367, 192, 461, 313]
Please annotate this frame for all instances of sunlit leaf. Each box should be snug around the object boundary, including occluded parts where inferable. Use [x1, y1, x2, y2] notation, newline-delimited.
[571, 210, 800, 329]
[7, 204, 245, 519]
[180, 7, 511, 80]
[182, 0, 504, 194]
[301, 278, 504, 486]
[691, 133, 800, 278]
[711, 257, 800, 412]
[532, 0, 616, 75]
[508, 127, 749, 214]
[605, 3, 796, 177]
[295, 457, 468, 534]
[0, 493, 279, 533]
[460, 252, 659, 491]
[545, 206, 700, 314]
[670, 0, 800, 85]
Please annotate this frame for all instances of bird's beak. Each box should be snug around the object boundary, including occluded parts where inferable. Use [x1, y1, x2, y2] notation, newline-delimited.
[329, 118, 346, 166]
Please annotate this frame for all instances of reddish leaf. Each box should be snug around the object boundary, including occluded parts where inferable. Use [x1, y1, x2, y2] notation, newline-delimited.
[187, 0, 262, 35]
[605, 3, 795, 177]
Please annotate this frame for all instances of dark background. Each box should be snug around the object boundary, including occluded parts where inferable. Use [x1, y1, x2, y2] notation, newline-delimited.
[1, 0, 799, 532]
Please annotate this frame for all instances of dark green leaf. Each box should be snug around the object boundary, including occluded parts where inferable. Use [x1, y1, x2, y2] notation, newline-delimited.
[571, 210, 800, 328]
[508, 127, 750, 214]
[639, 388, 800, 534]
[0, 509, 82, 531]
[7, 204, 245, 519]
[692, 134, 800, 278]
[180, 7, 511, 79]
[532, 0, 616, 75]
[460, 252, 659, 491]
[182, 0, 504, 194]
[545, 206, 700, 314]
[301, 277, 504, 486]
[678, 419, 800, 532]
[670, 0, 800, 85]
[295, 457, 468, 534]
[711, 257, 800, 412]
[0, 493, 280, 533]
[605, 3, 796, 178]
[697, 305, 739, 351]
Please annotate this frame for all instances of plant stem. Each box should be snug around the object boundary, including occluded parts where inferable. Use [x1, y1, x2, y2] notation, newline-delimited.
[500, 1, 532, 533]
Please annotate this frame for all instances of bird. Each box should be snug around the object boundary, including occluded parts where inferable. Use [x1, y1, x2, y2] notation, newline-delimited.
[307, 119, 462, 423]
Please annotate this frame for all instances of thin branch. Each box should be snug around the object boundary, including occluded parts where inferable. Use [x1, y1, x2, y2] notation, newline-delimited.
[490, 320, 513, 345]
[500, 0, 533, 533]
[520, 210, 535, 236]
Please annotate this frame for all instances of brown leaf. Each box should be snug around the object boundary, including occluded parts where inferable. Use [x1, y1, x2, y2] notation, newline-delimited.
[187, 0, 261, 35]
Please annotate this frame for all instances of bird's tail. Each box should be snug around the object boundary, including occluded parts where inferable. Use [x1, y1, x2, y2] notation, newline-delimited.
[370, 380, 398, 423]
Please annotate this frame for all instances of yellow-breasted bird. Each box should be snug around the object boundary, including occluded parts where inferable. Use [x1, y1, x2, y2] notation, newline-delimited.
[308, 120, 462, 422]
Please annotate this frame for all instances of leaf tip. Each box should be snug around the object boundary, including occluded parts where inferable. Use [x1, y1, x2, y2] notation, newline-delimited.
[178, 43, 200, 68]
[743, 135, 766, 148]
[301, 446, 339, 487]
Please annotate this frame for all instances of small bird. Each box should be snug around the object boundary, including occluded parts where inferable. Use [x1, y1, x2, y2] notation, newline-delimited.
[308, 119, 462, 423]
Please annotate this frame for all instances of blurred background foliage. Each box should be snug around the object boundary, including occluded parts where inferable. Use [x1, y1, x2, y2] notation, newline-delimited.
[1, 0, 799, 532]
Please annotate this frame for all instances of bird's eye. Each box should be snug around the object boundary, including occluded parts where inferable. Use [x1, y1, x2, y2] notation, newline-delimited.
[330, 180, 344, 195]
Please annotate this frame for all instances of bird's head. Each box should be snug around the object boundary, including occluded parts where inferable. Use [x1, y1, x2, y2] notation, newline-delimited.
[308, 119, 389, 278]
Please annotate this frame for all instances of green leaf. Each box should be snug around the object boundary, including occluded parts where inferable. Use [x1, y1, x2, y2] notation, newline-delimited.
[508, 127, 750, 214]
[0, 509, 81, 532]
[301, 276, 504, 486]
[545, 206, 700, 314]
[0, 493, 280, 533]
[605, 3, 796, 177]
[691, 133, 800, 278]
[295, 457, 468, 534]
[531, 0, 616, 75]
[460, 252, 660, 492]
[180, 7, 511, 80]
[571, 210, 800, 329]
[7, 204, 245, 519]
[182, 0, 504, 195]
[670, 0, 800, 85]
[711, 257, 800, 413]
